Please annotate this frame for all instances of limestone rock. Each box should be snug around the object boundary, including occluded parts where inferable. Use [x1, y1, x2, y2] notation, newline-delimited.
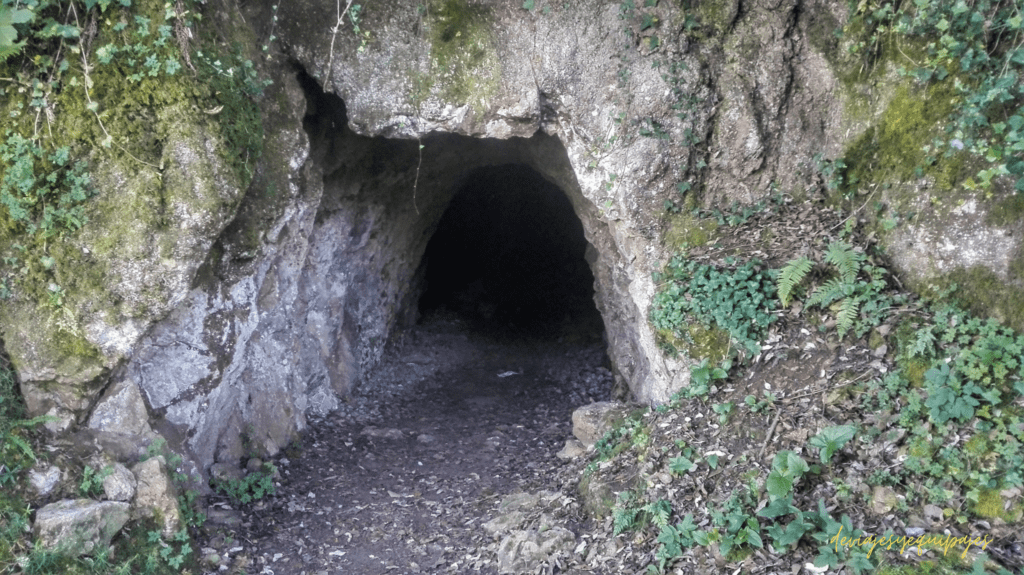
[571, 402, 629, 448]
[132, 456, 181, 536]
[33, 499, 130, 556]
[102, 463, 137, 502]
[5, 0, 1018, 480]
[496, 523, 576, 575]
[28, 465, 63, 497]
[210, 462, 245, 484]
[556, 439, 587, 460]
[87, 377, 154, 439]
[484, 492, 548, 536]
[871, 485, 897, 515]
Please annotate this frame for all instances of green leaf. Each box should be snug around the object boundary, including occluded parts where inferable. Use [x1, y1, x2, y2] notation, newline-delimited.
[774, 516, 813, 547]
[744, 527, 763, 549]
[670, 455, 697, 474]
[809, 425, 856, 464]
[0, 6, 34, 49]
[766, 470, 793, 501]
[522, 0, 535, 9]
[757, 495, 798, 518]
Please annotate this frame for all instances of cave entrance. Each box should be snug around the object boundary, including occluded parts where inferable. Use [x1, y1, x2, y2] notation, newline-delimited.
[417, 164, 603, 340]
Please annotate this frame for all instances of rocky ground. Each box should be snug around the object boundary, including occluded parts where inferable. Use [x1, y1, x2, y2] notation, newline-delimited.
[197, 314, 614, 575]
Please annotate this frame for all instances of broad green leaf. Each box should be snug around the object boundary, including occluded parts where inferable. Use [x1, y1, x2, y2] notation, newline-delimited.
[757, 495, 798, 518]
[766, 470, 793, 501]
[0, 7, 35, 48]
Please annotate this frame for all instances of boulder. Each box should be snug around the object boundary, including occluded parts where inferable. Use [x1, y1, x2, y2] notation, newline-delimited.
[86, 377, 154, 439]
[132, 456, 181, 536]
[102, 463, 137, 502]
[28, 465, 63, 498]
[556, 439, 587, 460]
[571, 402, 630, 448]
[33, 499, 130, 556]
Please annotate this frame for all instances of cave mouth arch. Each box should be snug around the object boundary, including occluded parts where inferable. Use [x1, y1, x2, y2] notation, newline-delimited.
[417, 164, 603, 341]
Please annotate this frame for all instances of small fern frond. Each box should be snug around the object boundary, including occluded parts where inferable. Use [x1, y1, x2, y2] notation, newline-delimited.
[835, 297, 860, 336]
[778, 256, 814, 307]
[3, 432, 37, 461]
[908, 327, 936, 358]
[807, 277, 848, 309]
[824, 241, 863, 285]
[0, 41, 26, 64]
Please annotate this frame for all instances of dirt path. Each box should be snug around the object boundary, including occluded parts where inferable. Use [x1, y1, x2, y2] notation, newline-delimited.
[208, 317, 612, 575]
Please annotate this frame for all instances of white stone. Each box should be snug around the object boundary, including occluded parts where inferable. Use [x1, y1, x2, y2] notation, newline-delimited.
[34, 499, 130, 556]
[28, 465, 63, 497]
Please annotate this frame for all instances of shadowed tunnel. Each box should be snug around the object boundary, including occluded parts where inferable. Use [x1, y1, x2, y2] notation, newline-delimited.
[417, 164, 603, 339]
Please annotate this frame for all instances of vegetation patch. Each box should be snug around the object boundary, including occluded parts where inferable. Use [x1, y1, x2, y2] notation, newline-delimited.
[0, 0, 266, 312]
[840, 0, 1024, 194]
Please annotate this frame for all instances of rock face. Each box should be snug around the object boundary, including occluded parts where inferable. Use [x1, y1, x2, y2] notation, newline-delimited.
[28, 465, 63, 498]
[2, 0, 1020, 473]
[102, 463, 138, 503]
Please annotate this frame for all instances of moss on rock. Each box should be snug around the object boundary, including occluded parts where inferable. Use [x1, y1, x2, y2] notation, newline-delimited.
[663, 212, 718, 251]
[422, 0, 501, 110]
[936, 265, 1024, 333]
[842, 82, 960, 191]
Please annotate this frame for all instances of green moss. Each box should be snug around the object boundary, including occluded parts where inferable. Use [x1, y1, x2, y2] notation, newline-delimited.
[578, 473, 617, 519]
[423, 0, 500, 109]
[658, 323, 731, 364]
[693, 0, 734, 36]
[663, 212, 718, 250]
[843, 82, 960, 190]
[53, 329, 101, 364]
[685, 324, 730, 365]
[929, 265, 1024, 333]
[806, 9, 842, 69]
[971, 487, 1006, 519]
[963, 433, 990, 458]
[987, 193, 1024, 228]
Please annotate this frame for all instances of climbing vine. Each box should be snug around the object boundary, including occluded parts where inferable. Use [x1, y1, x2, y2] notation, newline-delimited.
[845, 0, 1024, 193]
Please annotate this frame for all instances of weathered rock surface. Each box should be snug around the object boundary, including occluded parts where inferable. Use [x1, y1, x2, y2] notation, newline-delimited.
[485, 491, 578, 574]
[33, 499, 130, 556]
[556, 438, 587, 460]
[496, 522, 576, 575]
[132, 456, 181, 536]
[86, 377, 155, 441]
[102, 463, 137, 502]
[571, 402, 629, 447]
[28, 465, 63, 498]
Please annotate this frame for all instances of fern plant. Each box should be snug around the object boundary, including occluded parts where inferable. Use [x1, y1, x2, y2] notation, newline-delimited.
[777, 256, 813, 307]
[777, 241, 895, 337]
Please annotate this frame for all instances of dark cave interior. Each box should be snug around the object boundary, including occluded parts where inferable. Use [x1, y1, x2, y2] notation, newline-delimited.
[417, 164, 603, 339]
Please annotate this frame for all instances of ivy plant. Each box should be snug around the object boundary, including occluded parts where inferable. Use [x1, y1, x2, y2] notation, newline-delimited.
[651, 257, 777, 361]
